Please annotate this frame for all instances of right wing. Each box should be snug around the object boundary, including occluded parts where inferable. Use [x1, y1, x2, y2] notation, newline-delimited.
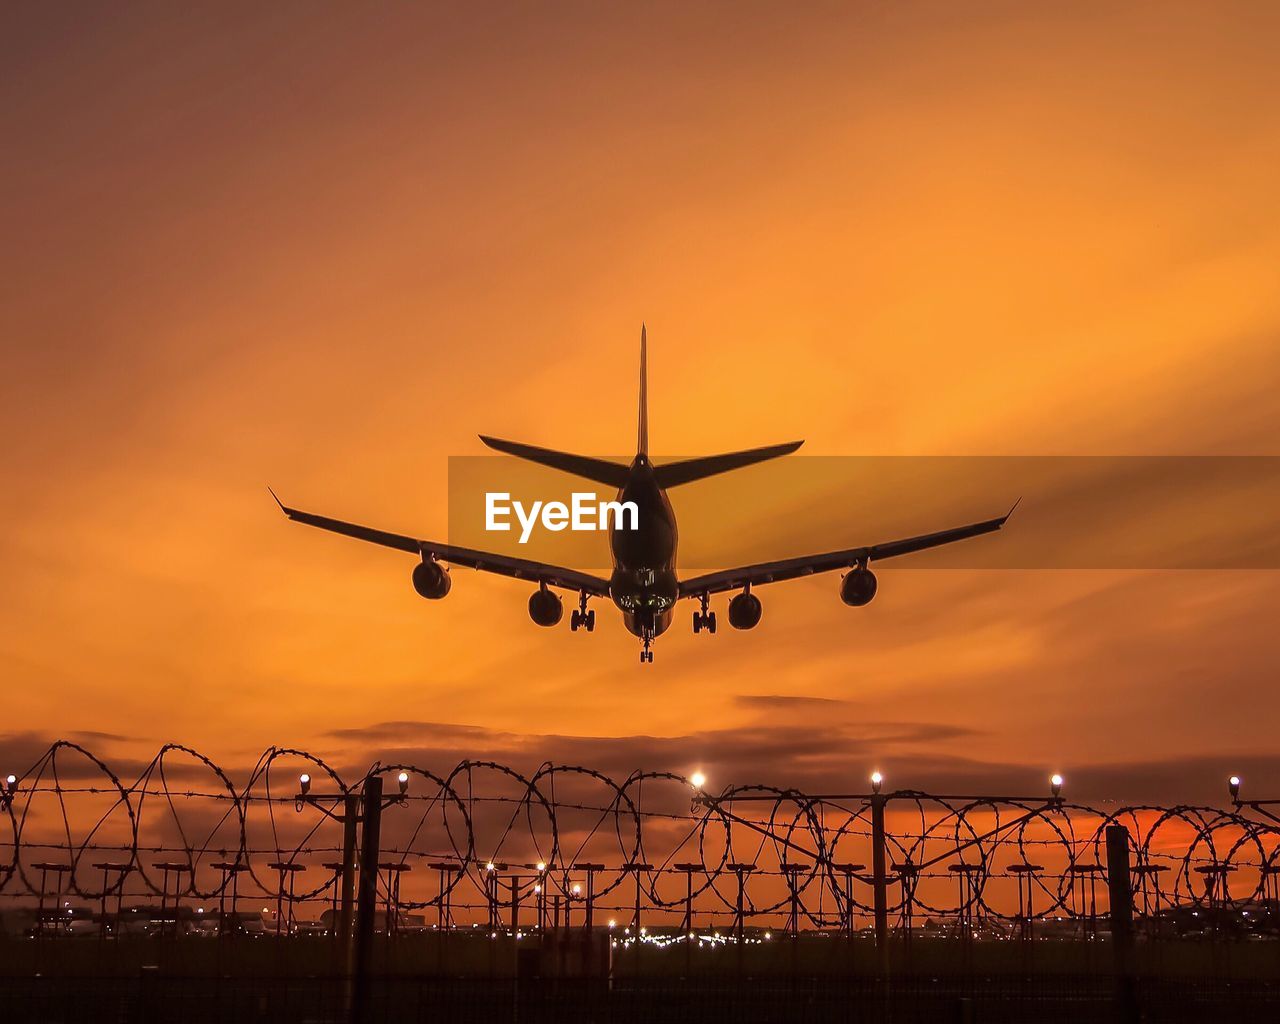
[678, 504, 1017, 598]
[271, 490, 611, 597]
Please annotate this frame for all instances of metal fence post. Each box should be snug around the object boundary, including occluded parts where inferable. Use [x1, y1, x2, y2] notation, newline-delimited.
[351, 776, 383, 1024]
[872, 793, 889, 976]
[1106, 824, 1139, 1024]
[340, 793, 359, 948]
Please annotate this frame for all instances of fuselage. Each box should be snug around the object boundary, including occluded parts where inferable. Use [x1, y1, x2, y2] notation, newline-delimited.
[608, 454, 678, 639]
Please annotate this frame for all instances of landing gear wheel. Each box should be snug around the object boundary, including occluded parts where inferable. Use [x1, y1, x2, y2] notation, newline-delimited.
[706, 612, 717, 634]
[573, 592, 593, 633]
[639, 649, 654, 663]
[693, 612, 702, 634]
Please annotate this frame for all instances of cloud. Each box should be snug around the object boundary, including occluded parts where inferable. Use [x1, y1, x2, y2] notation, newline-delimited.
[7, 686, 1276, 812]
[733, 694, 849, 708]
[309, 717, 1226, 805]
[67, 729, 136, 744]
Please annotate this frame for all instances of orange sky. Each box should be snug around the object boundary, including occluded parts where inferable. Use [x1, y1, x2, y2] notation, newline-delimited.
[2, 2, 1279, 803]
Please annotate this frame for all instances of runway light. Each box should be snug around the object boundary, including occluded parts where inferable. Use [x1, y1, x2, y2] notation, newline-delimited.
[764, 931, 772, 940]
[1051, 773, 1064, 799]
[1229, 775, 1242, 800]
[690, 770, 706, 790]
[299, 773, 311, 796]
[870, 771, 883, 794]
[398, 771, 410, 796]
[608, 919, 617, 929]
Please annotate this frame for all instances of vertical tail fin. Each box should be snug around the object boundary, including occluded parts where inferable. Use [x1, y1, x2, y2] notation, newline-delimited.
[637, 324, 649, 457]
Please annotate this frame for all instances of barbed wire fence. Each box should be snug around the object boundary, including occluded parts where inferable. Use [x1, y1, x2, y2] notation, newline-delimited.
[2, 740, 1279, 944]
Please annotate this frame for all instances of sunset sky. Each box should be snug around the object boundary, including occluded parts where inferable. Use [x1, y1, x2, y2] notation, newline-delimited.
[3, 2, 1279, 805]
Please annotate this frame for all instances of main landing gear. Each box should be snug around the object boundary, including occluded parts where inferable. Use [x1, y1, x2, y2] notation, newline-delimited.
[570, 592, 595, 632]
[692, 594, 716, 634]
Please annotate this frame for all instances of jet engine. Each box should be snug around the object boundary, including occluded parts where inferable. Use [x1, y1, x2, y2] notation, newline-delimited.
[412, 559, 452, 599]
[840, 567, 877, 606]
[727, 590, 763, 630]
[528, 586, 564, 627]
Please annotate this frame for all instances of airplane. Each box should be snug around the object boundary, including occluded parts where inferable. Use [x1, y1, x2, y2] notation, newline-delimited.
[272, 327, 1015, 662]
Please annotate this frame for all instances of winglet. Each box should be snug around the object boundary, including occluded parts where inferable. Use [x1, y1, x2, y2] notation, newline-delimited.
[637, 323, 648, 457]
[268, 486, 290, 516]
[1003, 496, 1022, 522]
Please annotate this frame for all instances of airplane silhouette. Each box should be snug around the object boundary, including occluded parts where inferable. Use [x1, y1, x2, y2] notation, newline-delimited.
[273, 327, 1014, 662]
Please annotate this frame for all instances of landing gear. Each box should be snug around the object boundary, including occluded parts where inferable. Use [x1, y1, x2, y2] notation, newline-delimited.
[692, 595, 716, 635]
[640, 630, 655, 663]
[570, 593, 596, 632]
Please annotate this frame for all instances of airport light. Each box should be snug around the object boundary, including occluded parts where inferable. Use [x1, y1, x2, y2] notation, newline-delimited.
[299, 773, 311, 797]
[486, 862, 496, 872]
[536, 861, 546, 873]
[690, 770, 706, 790]
[4, 774, 15, 793]
[1050, 773, 1064, 799]
[571, 883, 582, 897]
[870, 771, 883, 795]
[398, 771, 410, 796]
[1229, 775, 1241, 800]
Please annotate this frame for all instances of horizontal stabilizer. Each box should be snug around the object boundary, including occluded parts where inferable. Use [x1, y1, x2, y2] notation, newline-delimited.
[653, 440, 803, 488]
[479, 435, 632, 488]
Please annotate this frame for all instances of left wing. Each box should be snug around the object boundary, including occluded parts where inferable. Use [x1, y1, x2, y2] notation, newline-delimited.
[271, 491, 611, 597]
[678, 503, 1017, 598]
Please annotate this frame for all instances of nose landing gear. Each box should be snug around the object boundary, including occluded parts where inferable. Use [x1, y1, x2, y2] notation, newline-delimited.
[640, 630, 655, 663]
[570, 592, 596, 632]
[692, 594, 716, 635]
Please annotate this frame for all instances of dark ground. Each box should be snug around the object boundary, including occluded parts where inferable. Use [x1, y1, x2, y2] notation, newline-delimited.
[2, 935, 1278, 1023]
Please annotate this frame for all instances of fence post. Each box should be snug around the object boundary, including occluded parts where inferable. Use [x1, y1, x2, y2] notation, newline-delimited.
[340, 793, 359, 949]
[351, 776, 383, 1024]
[1106, 824, 1139, 1024]
[872, 793, 889, 976]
